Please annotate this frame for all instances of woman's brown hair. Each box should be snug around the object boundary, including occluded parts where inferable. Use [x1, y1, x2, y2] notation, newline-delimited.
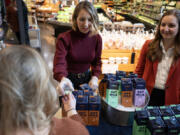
[147, 9, 180, 62]
[72, 1, 99, 35]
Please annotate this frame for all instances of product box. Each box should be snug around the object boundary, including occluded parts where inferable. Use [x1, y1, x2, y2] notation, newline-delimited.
[133, 78, 146, 107]
[117, 79, 122, 104]
[106, 80, 119, 108]
[72, 90, 80, 99]
[79, 83, 92, 91]
[121, 78, 133, 107]
[104, 73, 116, 80]
[170, 104, 180, 115]
[163, 116, 180, 135]
[132, 108, 149, 135]
[146, 116, 166, 135]
[116, 71, 126, 80]
[99, 79, 108, 98]
[128, 73, 138, 79]
[76, 95, 89, 125]
[88, 95, 101, 126]
[147, 106, 162, 117]
[159, 106, 174, 117]
[83, 89, 94, 96]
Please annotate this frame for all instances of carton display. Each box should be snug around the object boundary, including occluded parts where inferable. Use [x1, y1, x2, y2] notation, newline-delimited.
[133, 104, 180, 135]
[76, 95, 89, 125]
[88, 96, 101, 126]
[146, 116, 166, 135]
[74, 84, 101, 126]
[106, 80, 119, 108]
[99, 79, 108, 98]
[121, 78, 133, 107]
[147, 106, 161, 117]
[116, 71, 126, 80]
[171, 104, 180, 115]
[163, 116, 180, 135]
[133, 78, 146, 107]
[128, 73, 138, 78]
[159, 106, 174, 117]
[133, 108, 149, 135]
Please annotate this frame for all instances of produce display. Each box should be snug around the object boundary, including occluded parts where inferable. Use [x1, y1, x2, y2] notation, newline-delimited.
[37, 3, 59, 13]
[100, 24, 154, 50]
[57, 7, 75, 23]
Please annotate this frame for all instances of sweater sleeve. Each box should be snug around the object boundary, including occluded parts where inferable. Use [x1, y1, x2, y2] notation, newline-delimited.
[51, 116, 89, 135]
[91, 34, 102, 78]
[135, 40, 150, 78]
[53, 34, 69, 82]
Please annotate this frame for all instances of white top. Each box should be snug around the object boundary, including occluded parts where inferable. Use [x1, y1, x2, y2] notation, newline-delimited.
[154, 41, 174, 90]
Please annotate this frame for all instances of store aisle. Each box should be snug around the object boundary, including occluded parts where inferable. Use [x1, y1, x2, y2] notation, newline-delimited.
[39, 23, 55, 71]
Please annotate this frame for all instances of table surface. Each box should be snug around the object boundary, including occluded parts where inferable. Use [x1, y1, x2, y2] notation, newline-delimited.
[54, 108, 132, 135]
[87, 115, 132, 135]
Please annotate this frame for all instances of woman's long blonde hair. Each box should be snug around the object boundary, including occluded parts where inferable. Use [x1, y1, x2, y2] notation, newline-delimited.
[0, 46, 59, 135]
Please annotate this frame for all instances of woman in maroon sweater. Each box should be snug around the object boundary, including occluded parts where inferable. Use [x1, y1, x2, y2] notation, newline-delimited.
[53, 1, 102, 94]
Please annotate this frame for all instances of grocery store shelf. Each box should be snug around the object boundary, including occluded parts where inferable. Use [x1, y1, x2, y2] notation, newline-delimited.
[118, 64, 135, 72]
[117, 13, 156, 30]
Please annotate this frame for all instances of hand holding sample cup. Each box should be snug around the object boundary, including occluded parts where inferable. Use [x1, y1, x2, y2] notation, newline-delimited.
[62, 93, 76, 111]
[57, 77, 74, 96]
[62, 93, 77, 117]
[89, 76, 99, 92]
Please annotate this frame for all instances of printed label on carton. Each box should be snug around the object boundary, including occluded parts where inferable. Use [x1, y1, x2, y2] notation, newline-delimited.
[134, 89, 146, 107]
[88, 96, 101, 126]
[106, 89, 119, 108]
[121, 91, 133, 107]
[77, 95, 88, 125]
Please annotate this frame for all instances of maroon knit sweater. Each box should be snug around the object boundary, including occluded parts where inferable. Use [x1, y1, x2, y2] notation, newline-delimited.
[51, 115, 89, 135]
[53, 30, 102, 81]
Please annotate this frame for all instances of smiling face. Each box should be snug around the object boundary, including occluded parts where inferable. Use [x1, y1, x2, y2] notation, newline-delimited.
[160, 15, 179, 40]
[76, 9, 92, 34]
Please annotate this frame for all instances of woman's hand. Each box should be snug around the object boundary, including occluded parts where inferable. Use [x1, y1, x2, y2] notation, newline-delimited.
[57, 77, 74, 96]
[88, 76, 98, 91]
[62, 93, 77, 117]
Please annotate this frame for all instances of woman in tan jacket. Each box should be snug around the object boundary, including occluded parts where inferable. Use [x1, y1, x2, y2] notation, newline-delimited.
[0, 45, 89, 135]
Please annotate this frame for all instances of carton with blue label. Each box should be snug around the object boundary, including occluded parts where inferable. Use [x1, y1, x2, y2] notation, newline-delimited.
[163, 116, 180, 135]
[76, 95, 89, 125]
[99, 78, 108, 98]
[133, 78, 146, 107]
[159, 106, 174, 117]
[146, 116, 166, 135]
[106, 80, 119, 108]
[170, 104, 180, 115]
[116, 71, 126, 80]
[133, 108, 149, 135]
[121, 78, 133, 107]
[147, 106, 162, 117]
[88, 95, 101, 126]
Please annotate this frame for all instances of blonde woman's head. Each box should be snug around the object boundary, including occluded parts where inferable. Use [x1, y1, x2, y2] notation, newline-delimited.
[72, 1, 99, 35]
[0, 46, 58, 135]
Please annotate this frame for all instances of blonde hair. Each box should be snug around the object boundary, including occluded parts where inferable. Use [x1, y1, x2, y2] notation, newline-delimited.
[0, 46, 59, 135]
[72, 1, 99, 35]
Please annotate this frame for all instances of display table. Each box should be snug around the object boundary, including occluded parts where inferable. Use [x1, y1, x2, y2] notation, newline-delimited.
[47, 20, 72, 37]
[87, 115, 132, 135]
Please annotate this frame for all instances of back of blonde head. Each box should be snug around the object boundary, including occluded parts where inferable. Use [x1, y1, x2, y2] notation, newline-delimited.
[0, 46, 58, 135]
